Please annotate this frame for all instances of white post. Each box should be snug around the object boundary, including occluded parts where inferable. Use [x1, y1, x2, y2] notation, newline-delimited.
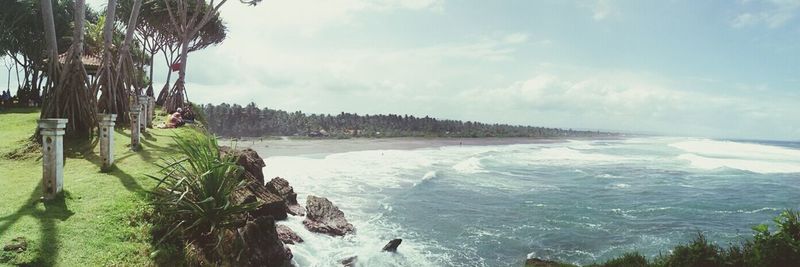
[138, 95, 148, 133]
[98, 114, 116, 171]
[147, 96, 155, 128]
[130, 106, 141, 151]
[38, 118, 67, 200]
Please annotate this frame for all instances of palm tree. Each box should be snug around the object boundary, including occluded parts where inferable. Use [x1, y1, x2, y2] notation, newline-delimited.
[40, 0, 98, 139]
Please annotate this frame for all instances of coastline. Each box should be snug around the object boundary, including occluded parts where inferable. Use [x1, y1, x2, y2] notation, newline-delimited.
[220, 137, 579, 157]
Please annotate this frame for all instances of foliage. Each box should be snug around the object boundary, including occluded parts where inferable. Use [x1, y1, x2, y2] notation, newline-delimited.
[147, 132, 257, 260]
[201, 102, 614, 138]
[582, 210, 800, 267]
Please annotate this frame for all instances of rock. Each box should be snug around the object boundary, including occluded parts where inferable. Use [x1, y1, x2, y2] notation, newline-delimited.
[2, 237, 27, 253]
[341, 256, 358, 267]
[267, 177, 306, 216]
[303, 195, 355, 236]
[381, 238, 402, 252]
[525, 258, 563, 267]
[276, 224, 304, 244]
[220, 147, 265, 183]
[235, 216, 292, 267]
[221, 146, 288, 220]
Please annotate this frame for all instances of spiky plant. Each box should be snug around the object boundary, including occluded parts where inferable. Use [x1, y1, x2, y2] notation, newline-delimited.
[148, 132, 257, 254]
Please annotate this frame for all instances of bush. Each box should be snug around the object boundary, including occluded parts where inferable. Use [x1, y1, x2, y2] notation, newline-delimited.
[585, 210, 800, 267]
[148, 132, 258, 262]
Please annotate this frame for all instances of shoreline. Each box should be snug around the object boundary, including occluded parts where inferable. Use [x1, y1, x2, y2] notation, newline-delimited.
[219, 137, 607, 157]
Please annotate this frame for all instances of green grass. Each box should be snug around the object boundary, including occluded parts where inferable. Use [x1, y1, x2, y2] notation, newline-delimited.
[0, 108, 196, 266]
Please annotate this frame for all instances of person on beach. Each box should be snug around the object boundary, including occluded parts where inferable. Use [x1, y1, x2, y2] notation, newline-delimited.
[158, 108, 184, 128]
[181, 105, 196, 123]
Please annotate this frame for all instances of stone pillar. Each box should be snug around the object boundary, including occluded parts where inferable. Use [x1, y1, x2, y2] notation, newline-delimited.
[130, 106, 141, 151]
[38, 118, 67, 200]
[138, 95, 148, 133]
[97, 114, 116, 172]
[147, 96, 155, 128]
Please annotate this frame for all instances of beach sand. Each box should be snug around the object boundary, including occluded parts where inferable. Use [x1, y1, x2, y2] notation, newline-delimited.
[221, 137, 566, 158]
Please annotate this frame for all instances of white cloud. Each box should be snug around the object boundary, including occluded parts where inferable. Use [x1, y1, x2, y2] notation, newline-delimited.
[226, 0, 443, 36]
[731, 0, 800, 28]
[590, 0, 619, 20]
[458, 70, 800, 138]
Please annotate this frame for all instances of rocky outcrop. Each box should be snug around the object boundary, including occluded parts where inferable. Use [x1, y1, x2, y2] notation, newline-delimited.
[303, 195, 355, 236]
[235, 216, 292, 267]
[266, 177, 306, 216]
[381, 239, 402, 252]
[221, 146, 288, 220]
[276, 224, 304, 244]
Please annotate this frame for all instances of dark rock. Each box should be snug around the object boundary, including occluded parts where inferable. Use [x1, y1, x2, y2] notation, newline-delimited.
[303, 195, 355, 236]
[341, 256, 358, 267]
[235, 216, 292, 267]
[220, 147, 265, 183]
[525, 257, 563, 267]
[2, 237, 27, 253]
[276, 224, 304, 244]
[221, 146, 288, 220]
[381, 238, 402, 252]
[267, 177, 306, 216]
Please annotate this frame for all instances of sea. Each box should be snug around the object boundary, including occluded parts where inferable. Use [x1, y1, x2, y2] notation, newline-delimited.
[260, 137, 800, 267]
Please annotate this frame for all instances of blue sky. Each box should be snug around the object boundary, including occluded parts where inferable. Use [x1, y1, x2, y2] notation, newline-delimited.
[9, 0, 800, 140]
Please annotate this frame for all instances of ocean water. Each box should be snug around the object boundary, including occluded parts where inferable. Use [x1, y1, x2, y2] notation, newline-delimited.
[261, 137, 800, 267]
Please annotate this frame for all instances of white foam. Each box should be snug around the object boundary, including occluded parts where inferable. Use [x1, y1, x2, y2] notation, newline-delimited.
[670, 139, 800, 174]
[452, 157, 485, 174]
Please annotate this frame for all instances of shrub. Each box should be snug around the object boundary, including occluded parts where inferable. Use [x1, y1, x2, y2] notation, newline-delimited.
[148, 132, 258, 261]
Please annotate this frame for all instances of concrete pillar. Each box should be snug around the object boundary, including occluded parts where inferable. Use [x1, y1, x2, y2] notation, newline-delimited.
[38, 118, 67, 200]
[138, 95, 148, 133]
[129, 106, 141, 151]
[97, 114, 116, 172]
[147, 96, 155, 128]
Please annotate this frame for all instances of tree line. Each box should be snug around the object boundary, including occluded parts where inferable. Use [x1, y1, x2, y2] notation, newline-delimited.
[201, 102, 615, 138]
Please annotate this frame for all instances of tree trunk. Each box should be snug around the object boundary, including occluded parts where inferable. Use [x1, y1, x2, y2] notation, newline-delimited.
[39, 0, 59, 117]
[165, 38, 189, 113]
[96, 0, 117, 114]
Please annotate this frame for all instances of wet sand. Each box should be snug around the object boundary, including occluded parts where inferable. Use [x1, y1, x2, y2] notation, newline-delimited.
[221, 137, 567, 158]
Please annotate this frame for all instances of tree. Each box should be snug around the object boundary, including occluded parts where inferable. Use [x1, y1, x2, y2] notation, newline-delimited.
[161, 0, 251, 113]
[40, 0, 97, 138]
[94, 0, 120, 116]
[1, 0, 73, 106]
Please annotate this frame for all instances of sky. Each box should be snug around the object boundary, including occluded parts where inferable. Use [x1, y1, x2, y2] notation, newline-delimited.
[5, 0, 800, 140]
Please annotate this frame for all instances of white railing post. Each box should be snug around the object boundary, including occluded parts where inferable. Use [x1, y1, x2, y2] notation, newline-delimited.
[130, 106, 141, 151]
[38, 118, 68, 200]
[98, 114, 117, 171]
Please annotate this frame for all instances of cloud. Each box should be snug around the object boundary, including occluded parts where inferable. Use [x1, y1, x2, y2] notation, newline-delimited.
[228, 0, 444, 36]
[731, 0, 800, 28]
[459, 70, 800, 138]
[589, 0, 619, 20]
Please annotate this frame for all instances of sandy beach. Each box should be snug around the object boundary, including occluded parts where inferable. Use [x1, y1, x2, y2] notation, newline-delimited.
[220, 137, 568, 157]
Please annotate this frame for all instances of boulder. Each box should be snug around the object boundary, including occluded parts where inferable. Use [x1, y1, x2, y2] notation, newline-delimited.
[235, 216, 293, 267]
[341, 256, 358, 267]
[221, 147, 265, 183]
[267, 177, 306, 216]
[221, 146, 288, 220]
[303, 195, 355, 236]
[276, 224, 304, 244]
[381, 239, 402, 252]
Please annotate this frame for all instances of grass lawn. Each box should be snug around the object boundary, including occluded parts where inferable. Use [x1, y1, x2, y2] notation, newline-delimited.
[0, 108, 195, 266]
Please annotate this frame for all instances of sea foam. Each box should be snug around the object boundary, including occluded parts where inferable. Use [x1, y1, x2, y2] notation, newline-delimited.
[670, 139, 800, 173]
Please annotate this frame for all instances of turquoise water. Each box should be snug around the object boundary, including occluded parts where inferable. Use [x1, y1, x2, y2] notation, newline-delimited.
[262, 137, 800, 267]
